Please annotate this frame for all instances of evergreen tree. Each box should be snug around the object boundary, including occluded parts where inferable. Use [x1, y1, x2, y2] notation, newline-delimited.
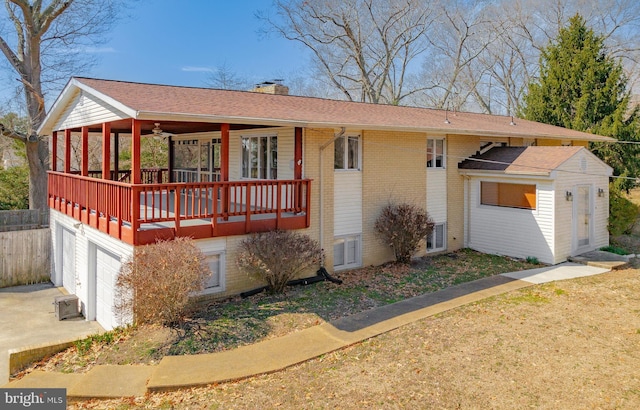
[522, 14, 640, 190]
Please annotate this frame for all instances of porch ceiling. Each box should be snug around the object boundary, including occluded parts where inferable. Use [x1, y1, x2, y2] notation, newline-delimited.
[76, 120, 272, 135]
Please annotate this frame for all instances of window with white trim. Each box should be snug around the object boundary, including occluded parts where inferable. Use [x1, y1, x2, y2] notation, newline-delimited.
[481, 181, 536, 210]
[427, 223, 446, 252]
[427, 139, 445, 168]
[242, 136, 277, 179]
[334, 135, 361, 170]
[203, 252, 225, 293]
[333, 234, 361, 270]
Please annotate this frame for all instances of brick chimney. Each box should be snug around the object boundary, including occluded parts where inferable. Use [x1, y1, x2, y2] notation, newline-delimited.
[251, 80, 289, 95]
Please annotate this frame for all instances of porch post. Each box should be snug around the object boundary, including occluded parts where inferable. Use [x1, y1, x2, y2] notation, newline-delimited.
[113, 132, 119, 181]
[64, 129, 71, 173]
[51, 131, 58, 171]
[220, 123, 230, 182]
[81, 126, 89, 176]
[102, 123, 111, 180]
[294, 127, 303, 179]
[168, 136, 174, 183]
[220, 123, 230, 219]
[131, 119, 141, 184]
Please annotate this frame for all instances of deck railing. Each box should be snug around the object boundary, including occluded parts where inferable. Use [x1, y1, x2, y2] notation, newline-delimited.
[48, 171, 311, 245]
[86, 168, 169, 183]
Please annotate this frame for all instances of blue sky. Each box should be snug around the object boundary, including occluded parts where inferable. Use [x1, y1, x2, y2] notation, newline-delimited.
[90, 0, 309, 88]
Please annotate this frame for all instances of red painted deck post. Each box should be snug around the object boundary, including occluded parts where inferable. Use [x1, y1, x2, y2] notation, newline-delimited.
[220, 123, 230, 219]
[81, 126, 89, 176]
[51, 131, 58, 171]
[276, 181, 282, 229]
[245, 182, 252, 233]
[131, 119, 142, 184]
[102, 123, 111, 180]
[131, 120, 142, 244]
[64, 129, 71, 173]
[174, 187, 181, 234]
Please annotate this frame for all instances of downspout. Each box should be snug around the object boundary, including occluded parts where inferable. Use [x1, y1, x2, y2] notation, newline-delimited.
[319, 127, 346, 254]
[464, 175, 471, 247]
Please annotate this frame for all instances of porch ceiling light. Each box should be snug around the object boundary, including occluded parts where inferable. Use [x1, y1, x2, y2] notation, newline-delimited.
[152, 123, 163, 136]
[152, 123, 167, 141]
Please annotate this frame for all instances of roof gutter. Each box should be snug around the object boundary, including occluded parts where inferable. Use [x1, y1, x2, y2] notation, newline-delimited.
[319, 127, 346, 255]
[136, 111, 615, 142]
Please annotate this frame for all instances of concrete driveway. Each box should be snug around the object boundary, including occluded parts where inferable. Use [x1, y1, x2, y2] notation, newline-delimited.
[0, 282, 103, 385]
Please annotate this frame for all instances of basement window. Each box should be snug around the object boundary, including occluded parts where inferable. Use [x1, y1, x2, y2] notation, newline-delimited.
[202, 252, 225, 294]
[427, 223, 446, 252]
[333, 235, 361, 270]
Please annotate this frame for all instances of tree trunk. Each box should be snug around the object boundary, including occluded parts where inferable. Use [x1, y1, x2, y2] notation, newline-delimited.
[25, 139, 48, 210]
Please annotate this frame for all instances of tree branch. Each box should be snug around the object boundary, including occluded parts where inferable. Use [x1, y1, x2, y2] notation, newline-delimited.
[0, 123, 28, 142]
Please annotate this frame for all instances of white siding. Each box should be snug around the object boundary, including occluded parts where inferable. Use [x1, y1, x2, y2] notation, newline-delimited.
[50, 210, 133, 329]
[54, 90, 128, 131]
[467, 177, 556, 264]
[229, 127, 295, 180]
[554, 151, 610, 260]
[334, 171, 363, 236]
[427, 169, 447, 222]
[60, 226, 76, 293]
[464, 149, 611, 265]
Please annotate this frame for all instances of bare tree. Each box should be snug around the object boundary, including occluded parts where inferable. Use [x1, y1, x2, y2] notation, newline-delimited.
[476, 0, 640, 115]
[414, 0, 496, 111]
[206, 62, 252, 91]
[0, 0, 126, 209]
[262, 0, 436, 105]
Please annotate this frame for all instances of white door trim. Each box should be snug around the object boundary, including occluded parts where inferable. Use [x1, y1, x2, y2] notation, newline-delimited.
[572, 184, 594, 253]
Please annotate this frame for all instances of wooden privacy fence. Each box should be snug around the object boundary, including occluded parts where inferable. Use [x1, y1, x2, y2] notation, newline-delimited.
[0, 228, 51, 288]
[0, 209, 49, 232]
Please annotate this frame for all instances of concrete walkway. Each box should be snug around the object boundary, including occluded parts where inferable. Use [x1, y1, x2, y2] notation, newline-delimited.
[0, 283, 103, 386]
[1, 262, 614, 398]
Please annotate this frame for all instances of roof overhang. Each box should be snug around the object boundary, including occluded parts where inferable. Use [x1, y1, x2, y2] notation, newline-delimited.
[458, 169, 553, 178]
[36, 77, 617, 143]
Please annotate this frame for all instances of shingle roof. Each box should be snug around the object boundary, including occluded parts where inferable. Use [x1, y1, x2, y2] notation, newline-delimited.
[458, 146, 585, 175]
[41, 77, 615, 142]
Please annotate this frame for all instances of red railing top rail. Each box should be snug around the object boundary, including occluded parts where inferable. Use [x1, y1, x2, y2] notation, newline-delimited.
[48, 170, 132, 187]
[49, 171, 310, 186]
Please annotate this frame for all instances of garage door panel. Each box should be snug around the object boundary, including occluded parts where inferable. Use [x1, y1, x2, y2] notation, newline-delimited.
[95, 247, 121, 330]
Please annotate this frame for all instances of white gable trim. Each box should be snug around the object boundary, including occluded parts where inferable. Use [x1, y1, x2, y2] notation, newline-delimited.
[53, 90, 130, 132]
[38, 78, 138, 135]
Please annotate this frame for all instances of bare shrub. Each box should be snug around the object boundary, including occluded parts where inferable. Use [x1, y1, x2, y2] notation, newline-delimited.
[374, 202, 434, 264]
[114, 237, 210, 327]
[236, 230, 322, 293]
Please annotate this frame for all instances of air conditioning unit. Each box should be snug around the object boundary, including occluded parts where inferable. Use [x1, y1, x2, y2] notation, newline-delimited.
[54, 295, 80, 320]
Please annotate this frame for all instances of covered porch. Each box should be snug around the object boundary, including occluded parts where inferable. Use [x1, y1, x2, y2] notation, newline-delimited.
[48, 118, 310, 246]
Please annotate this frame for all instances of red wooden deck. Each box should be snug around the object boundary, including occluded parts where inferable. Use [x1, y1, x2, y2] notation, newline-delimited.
[48, 171, 311, 246]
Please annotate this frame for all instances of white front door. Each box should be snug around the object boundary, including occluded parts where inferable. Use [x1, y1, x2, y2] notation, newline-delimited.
[574, 185, 592, 250]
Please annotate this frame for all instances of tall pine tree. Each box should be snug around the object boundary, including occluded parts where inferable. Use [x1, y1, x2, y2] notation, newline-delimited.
[522, 14, 640, 190]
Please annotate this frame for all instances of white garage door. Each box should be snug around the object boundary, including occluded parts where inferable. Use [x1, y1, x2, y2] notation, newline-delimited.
[95, 247, 121, 330]
[61, 228, 76, 294]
